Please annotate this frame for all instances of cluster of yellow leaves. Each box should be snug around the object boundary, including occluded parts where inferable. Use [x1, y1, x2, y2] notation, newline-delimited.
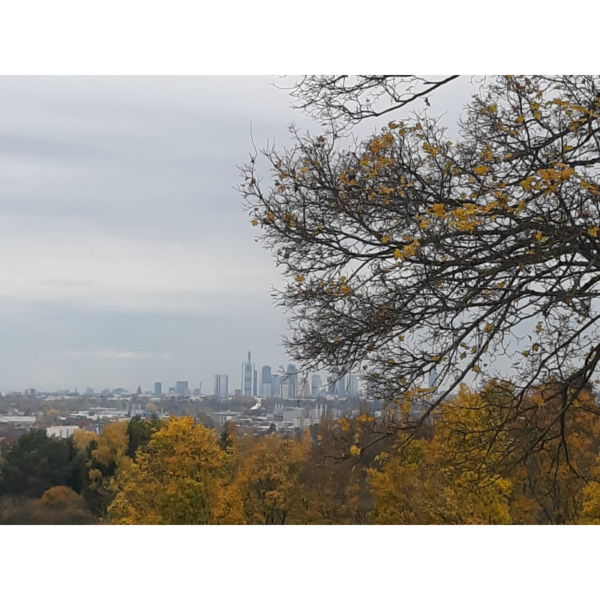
[75, 421, 131, 515]
[108, 417, 234, 525]
[230, 434, 310, 525]
[370, 383, 600, 524]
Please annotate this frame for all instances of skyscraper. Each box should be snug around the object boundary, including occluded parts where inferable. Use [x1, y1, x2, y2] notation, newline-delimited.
[428, 367, 438, 391]
[242, 351, 255, 396]
[261, 365, 272, 397]
[287, 364, 298, 399]
[327, 375, 336, 396]
[348, 374, 359, 398]
[333, 373, 347, 398]
[298, 374, 310, 399]
[154, 382, 162, 396]
[214, 374, 229, 399]
[271, 374, 281, 398]
[311, 374, 322, 398]
[176, 381, 188, 396]
[253, 368, 258, 396]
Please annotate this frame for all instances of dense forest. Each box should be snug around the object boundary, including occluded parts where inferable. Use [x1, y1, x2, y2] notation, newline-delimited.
[3, 381, 600, 524]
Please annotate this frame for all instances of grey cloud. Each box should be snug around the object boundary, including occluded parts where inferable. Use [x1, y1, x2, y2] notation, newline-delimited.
[0, 76, 476, 392]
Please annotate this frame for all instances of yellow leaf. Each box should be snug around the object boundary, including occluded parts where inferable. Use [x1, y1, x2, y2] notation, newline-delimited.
[251, 220, 258, 226]
[474, 165, 489, 176]
[588, 227, 599, 237]
[350, 445, 361, 456]
[517, 115, 525, 124]
[295, 275, 305, 282]
[381, 235, 391, 244]
[473, 365, 480, 372]
[394, 248, 403, 260]
[432, 203, 446, 217]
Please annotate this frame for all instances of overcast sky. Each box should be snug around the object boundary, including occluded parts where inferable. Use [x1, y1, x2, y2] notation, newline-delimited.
[0, 76, 474, 393]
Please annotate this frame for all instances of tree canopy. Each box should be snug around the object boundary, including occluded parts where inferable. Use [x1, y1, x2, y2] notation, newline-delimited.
[0, 429, 81, 498]
[240, 75, 600, 472]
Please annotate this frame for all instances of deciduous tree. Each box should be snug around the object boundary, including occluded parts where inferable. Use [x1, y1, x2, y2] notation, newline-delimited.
[108, 416, 234, 524]
[240, 75, 600, 470]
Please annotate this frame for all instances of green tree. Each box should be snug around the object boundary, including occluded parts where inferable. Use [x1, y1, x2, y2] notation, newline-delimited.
[0, 429, 81, 499]
[126, 415, 162, 459]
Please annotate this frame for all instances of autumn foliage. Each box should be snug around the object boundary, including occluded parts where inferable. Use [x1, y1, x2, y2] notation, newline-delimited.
[240, 75, 600, 475]
[100, 380, 600, 525]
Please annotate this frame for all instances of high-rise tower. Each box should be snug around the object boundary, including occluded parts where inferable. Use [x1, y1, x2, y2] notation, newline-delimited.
[214, 374, 229, 399]
[242, 351, 255, 396]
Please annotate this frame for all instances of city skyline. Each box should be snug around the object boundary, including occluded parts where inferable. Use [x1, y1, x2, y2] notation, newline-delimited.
[2, 351, 358, 399]
[0, 77, 473, 391]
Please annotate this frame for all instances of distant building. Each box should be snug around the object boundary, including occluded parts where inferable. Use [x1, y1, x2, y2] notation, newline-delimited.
[282, 408, 303, 424]
[214, 374, 229, 399]
[176, 381, 188, 396]
[428, 367, 438, 391]
[310, 404, 329, 422]
[86, 387, 94, 395]
[287, 364, 298, 398]
[242, 351, 255, 396]
[208, 411, 241, 426]
[348, 374, 359, 398]
[327, 375, 336, 396]
[234, 388, 242, 397]
[0, 416, 37, 426]
[253, 368, 258, 396]
[261, 365, 272, 397]
[298, 375, 310, 399]
[47, 425, 79, 439]
[271, 375, 281, 397]
[311, 374, 322, 398]
[335, 374, 347, 398]
[154, 382, 162, 396]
